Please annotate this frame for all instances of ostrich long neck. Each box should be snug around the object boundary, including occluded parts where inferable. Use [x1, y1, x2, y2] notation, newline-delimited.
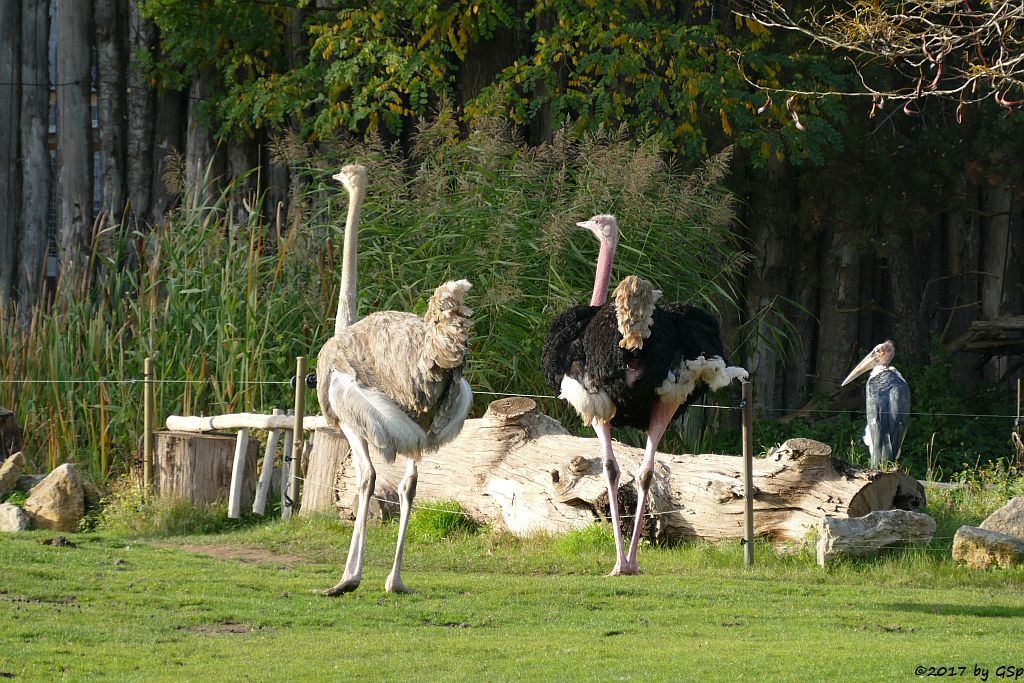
[590, 238, 617, 306]
[335, 185, 365, 335]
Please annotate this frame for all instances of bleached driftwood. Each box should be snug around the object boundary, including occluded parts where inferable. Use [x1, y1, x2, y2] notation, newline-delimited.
[308, 397, 926, 544]
[165, 413, 328, 433]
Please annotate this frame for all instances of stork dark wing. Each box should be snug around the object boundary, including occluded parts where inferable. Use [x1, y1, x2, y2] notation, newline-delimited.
[542, 304, 600, 390]
[865, 369, 910, 467]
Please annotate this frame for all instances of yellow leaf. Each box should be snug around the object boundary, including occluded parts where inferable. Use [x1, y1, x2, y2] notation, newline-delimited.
[720, 108, 732, 136]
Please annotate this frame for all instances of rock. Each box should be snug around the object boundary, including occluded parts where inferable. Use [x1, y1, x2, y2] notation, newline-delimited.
[0, 451, 26, 497]
[1, 406, 23, 457]
[979, 497, 1024, 540]
[817, 510, 936, 566]
[16, 474, 45, 492]
[952, 526, 1024, 569]
[0, 502, 29, 532]
[23, 463, 85, 532]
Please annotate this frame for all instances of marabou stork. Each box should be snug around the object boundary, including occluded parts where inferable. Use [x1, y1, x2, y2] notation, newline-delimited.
[841, 340, 910, 469]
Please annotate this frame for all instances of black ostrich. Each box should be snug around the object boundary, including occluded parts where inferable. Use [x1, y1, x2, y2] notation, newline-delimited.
[542, 215, 748, 575]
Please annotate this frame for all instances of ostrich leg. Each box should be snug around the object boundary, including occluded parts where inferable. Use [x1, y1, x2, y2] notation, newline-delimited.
[385, 457, 418, 594]
[593, 418, 630, 576]
[625, 400, 680, 571]
[324, 425, 376, 596]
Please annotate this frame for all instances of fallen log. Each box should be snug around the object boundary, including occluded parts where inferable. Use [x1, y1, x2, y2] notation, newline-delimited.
[309, 397, 925, 545]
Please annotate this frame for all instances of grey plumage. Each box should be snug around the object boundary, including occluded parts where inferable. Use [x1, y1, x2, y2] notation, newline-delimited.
[864, 367, 910, 469]
[841, 340, 911, 469]
[316, 286, 474, 464]
[314, 164, 473, 595]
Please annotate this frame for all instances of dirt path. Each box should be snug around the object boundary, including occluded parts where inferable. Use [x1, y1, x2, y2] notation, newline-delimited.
[152, 542, 304, 566]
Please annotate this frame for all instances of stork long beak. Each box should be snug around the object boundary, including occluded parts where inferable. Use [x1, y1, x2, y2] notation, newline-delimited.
[841, 352, 878, 386]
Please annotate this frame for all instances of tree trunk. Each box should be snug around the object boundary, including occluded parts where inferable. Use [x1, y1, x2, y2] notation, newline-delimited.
[148, 87, 187, 225]
[814, 221, 861, 391]
[226, 138, 258, 228]
[152, 430, 258, 509]
[943, 196, 982, 389]
[17, 0, 50, 316]
[184, 68, 224, 213]
[94, 0, 127, 224]
[55, 0, 94, 271]
[743, 158, 795, 416]
[125, 0, 154, 229]
[300, 426, 351, 516]
[320, 398, 925, 545]
[981, 178, 1013, 379]
[0, 0, 20, 307]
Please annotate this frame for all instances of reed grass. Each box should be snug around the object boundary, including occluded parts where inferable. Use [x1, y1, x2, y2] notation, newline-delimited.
[1, 111, 745, 484]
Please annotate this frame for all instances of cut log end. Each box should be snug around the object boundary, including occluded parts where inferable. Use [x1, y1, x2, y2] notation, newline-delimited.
[484, 396, 537, 421]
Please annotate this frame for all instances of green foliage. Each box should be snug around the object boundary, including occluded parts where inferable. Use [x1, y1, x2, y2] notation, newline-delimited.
[407, 500, 480, 542]
[94, 476, 251, 537]
[2, 490, 27, 506]
[293, 107, 747, 421]
[139, 0, 853, 164]
[708, 344, 1020, 480]
[0, 175, 330, 480]
[553, 522, 615, 554]
[2, 109, 746, 482]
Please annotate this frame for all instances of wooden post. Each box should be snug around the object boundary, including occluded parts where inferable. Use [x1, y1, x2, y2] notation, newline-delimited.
[143, 357, 154, 499]
[280, 421, 293, 515]
[227, 428, 250, 519]
[253, 409, 283, 515]
[741, 381, 754, 567]
[284, 357, 307, 519]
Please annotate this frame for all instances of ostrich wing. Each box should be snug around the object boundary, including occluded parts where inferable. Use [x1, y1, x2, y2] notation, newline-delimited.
[425, 372, 473, 451]
[327, 371, 428, 464]
[542, 304, 600, 389]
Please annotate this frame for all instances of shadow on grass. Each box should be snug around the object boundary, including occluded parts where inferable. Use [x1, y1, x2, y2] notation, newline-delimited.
[885, 602, 1024, 618]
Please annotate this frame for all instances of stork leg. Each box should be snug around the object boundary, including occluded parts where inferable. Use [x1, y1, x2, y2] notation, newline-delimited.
[324, 425, 375, 596]
[625, 400, 679, 571]
[385, 457, 418, 594]
[593, 418, 631, 576]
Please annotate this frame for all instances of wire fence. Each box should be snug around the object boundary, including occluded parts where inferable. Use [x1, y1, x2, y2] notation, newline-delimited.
[1, 376, 1020, 421]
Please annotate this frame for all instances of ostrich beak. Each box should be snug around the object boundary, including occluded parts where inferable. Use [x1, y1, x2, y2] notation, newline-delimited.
[332, 171, 348, 185]
[576, 219, 596, 229]
[841, 351, 879, 386]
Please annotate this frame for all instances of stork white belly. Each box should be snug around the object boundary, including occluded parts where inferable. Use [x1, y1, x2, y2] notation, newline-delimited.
[559, 375, 616, 425]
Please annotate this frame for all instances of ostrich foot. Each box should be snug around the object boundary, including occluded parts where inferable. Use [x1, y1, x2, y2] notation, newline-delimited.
[608, 560, 639, 576]
[323, 576, 361, 596]
[385, 573, 414, 594]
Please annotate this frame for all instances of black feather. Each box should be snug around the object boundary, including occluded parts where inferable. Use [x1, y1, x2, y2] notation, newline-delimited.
[542, 299, 728, 430]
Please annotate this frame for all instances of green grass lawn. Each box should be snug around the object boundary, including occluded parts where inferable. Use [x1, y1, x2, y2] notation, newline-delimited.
[2, 514, 1023, 682]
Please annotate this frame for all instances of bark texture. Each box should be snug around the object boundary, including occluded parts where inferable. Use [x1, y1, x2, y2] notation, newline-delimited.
[315, 398, 925, 544]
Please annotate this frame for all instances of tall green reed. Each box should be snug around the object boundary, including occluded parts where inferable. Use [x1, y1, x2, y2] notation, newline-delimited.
[2, 110, 747, 483]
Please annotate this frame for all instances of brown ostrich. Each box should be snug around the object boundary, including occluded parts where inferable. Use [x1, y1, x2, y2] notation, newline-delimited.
[315, 164, 474, 594]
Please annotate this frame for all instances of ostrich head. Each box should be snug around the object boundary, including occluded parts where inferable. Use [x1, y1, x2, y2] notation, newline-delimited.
[841, 340, 896, 386]
[576, 214, 619, 307]
[332, 164, 368, 195]
[576, 214, 619, 246]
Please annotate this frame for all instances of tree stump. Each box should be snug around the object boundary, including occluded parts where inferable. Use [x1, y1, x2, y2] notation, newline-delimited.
[152, 430, 258, 509]
[300, 426, 351, 516]
[324, 398, 926, 545]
